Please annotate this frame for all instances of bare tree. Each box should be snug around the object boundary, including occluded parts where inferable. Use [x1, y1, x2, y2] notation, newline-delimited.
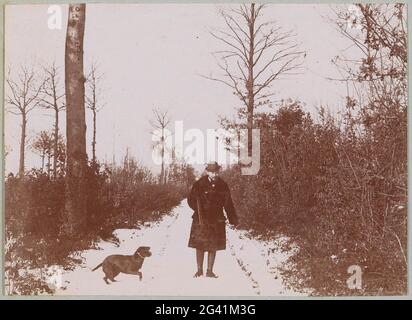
[6, 65, 44, 177]
[334, 3, 407, 268]
[39, 62, 65, 178]
[31, 130, 66, 176]
[205, 3, 305, 155]
[150, 108, 172, 184]
[332, 4, 407, 112]
[85, 62, 104, 163]
[31, 131, 53, 172]
[64, 3, 87, 236]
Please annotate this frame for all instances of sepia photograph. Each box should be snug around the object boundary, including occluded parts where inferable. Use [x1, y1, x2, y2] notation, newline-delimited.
[3, 2, 408, 297]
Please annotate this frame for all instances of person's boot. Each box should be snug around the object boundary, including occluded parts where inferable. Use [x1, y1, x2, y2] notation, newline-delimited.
[206, 269, 218, 278]
[194, 270, 203, 277]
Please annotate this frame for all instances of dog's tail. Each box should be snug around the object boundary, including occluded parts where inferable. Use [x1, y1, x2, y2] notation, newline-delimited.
[92, 263, 103, 271]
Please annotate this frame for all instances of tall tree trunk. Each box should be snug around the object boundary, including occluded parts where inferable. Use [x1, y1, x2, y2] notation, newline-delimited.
[19, 113, 27, 177]
[64, 3, 87, 237]
[246, 3, 255, 157]
[237, 129, 241, 163]
[47, 152, 51, 177]
[53, 107, 59, 178]
[92, 107, 97, 163]
[41, 152, 45, 171]
[160, 134, 165, 184]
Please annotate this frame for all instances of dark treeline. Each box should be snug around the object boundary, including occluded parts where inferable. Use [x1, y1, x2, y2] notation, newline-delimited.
[220, 4, 407, 295]
[4, 5, 195, 294]
[5, 155, 194, 294]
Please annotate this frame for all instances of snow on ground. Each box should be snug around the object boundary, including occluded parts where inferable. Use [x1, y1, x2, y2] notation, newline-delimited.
[55, 200, 307, 296]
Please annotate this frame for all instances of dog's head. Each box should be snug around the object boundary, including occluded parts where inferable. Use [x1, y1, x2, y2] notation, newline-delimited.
[134, 246, 152, 258]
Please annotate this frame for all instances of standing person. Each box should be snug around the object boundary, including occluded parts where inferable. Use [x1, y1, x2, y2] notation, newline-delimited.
[187, 161, 239, 278]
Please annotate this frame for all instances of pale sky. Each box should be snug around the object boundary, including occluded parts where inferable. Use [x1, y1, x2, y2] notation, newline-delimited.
[4, 3, 356, 174]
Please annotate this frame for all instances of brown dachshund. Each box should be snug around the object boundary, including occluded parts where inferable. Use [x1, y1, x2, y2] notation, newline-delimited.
[92, 246, 152, 284]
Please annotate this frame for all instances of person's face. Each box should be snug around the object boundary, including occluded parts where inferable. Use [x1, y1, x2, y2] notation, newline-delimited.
[207, 171, 219, 181]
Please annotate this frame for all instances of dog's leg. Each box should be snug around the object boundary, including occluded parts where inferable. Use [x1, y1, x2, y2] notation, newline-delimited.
[109, 268, 120, 282]
[103, 276, 110, 285]
[127, 270, 143, 281]
[103, 262, 119, 284]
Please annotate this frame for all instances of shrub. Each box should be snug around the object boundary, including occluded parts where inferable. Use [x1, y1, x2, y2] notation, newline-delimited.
[5, 159, 186, 295]
[222, 100, 407, 295]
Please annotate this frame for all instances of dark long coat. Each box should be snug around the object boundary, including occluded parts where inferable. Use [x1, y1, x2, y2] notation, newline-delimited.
[187, 175, 238, 251]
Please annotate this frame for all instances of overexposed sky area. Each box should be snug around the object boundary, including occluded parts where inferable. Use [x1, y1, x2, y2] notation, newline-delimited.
[5, 3, 357, 174]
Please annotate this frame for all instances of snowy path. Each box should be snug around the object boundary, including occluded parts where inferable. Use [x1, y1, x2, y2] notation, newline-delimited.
[56, 200, 306, 296]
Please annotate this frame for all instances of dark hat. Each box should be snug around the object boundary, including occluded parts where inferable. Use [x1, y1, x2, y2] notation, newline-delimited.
[205, 161, 222, 172]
